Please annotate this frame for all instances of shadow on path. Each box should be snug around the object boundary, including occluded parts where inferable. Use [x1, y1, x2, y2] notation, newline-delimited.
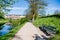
[14, 35, 23, 40]
[34, 34, 48, 40]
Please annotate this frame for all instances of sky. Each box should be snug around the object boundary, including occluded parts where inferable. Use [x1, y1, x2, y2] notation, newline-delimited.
[7, 0, 60, 15]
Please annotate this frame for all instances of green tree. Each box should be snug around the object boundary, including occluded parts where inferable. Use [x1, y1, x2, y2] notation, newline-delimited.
[0, 11, 4, 19]
[0, 0, 16, 11]
[0, 0, 16, 18]
[39, 9, 46, 16]
[25, 0, 47, 22]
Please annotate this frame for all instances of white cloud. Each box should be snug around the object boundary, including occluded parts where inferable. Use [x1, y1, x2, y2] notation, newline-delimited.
[6, 7, 27, 10]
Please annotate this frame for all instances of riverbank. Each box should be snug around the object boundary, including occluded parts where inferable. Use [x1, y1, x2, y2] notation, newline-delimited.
[0, 20, 8, 29]
[0, 22, 25, 40]
[0, 20, 8, 24]
[0, 19, 8, 24]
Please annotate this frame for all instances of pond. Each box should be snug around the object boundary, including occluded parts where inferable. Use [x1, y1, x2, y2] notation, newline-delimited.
[0, 24, 13, 36]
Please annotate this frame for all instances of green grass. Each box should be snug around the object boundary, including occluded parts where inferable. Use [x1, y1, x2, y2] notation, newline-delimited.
[0, 20, 8, 24]
[0, 19, 8, 29]
[33, 17, 60, 30]
[33, 17, 60, 40]
[0, 22, 25, 40]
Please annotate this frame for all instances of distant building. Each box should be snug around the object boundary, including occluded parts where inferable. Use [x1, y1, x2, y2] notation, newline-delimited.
[5, 14, 25, 19]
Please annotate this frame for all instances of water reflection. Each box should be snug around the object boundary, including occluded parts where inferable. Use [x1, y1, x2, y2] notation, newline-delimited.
[0, 24, 12, 36]
[0, 23, 5, 30]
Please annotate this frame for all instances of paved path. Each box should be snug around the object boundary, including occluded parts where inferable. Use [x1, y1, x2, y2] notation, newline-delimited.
[12, 22, 47, 40]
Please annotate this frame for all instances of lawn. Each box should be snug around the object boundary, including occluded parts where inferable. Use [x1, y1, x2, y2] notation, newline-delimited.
[33, 17, 60, 40]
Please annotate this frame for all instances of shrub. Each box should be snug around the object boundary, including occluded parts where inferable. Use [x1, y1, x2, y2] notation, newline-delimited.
[9, 19, 20, 27]
[20, 18, 28, 24]
[9, 18, 28, 27]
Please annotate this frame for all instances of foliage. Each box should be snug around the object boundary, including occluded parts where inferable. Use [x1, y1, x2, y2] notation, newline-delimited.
[0, 0, 17, 19]
[9, 19, 20, 27]
[0, 11, 4, 19]
[0, 0, 16, 11]
[25, 0, 47, 22]
[39, 9, 46, 16]
[40, 14, 60, 18]
[0, 19, 8, 24]
[33, 17, 60, 29]
[20, 18, 29, 24]
[9, 18, 28, 27]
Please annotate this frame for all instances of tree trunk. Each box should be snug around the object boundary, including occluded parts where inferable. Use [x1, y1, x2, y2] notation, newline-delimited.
[32, 14, 35, 22]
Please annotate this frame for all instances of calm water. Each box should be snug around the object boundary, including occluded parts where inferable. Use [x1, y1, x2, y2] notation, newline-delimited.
[0, 24, 12, 36]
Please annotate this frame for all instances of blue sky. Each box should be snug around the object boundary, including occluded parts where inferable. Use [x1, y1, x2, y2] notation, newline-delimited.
[46, 0, 60, 15]
[7, 0, 60, 15]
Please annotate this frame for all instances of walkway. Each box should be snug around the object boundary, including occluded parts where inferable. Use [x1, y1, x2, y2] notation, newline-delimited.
[12, 22, 47, 40]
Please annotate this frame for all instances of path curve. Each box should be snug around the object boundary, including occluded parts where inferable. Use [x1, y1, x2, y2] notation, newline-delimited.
[12, 22, 47, 40]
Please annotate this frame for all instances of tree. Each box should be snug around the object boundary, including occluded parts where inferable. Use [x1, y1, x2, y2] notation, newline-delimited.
[39, 9, 46, 16]
[0, 0, 16, 11]
[25, 0, 47, 22]
[0, 11, 4, 19]
[0, 0, 16, 18]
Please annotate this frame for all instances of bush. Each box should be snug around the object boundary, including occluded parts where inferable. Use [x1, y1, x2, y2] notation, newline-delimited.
[20, 18, 28, 24]
[9, 19, 20, 27]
